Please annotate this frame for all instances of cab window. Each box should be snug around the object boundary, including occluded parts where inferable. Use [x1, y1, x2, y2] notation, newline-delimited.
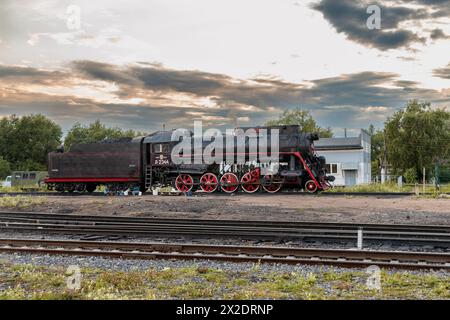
[154, 144, 169, 153]
[154, 144, 163, 153]
[29, 173, 36, 180]
[22, 173, 29, 180]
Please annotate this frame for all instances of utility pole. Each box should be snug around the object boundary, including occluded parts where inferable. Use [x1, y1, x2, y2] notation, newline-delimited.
[435, 159, 440, 191]
[423, 167, 426, 193]
[382, 130, 387, 183]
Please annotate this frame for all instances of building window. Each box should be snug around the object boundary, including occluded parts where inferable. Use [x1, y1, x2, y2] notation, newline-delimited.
[325, 163, 338, 174]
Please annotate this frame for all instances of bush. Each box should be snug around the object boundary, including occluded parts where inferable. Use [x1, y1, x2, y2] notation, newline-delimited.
[404, 168, 418, 184]
[0, 157, 11, 179]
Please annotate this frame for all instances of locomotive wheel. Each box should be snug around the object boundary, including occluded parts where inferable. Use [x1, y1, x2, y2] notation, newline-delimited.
[220, 173, 239, 193]
[241, 171, 260, 193]
[305, 180, 318, 193]
[86, 183, 97, 193]
[200, 173, 218, 193]
[262, 175, 283, 193]
[175, 174, 194, 193]
[75, 184, 86, 192]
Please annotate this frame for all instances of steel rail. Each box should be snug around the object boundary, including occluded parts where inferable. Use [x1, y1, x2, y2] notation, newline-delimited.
[0, 238, 449, 270]
[1, 212, 450, 246]
[1, 191, 448, 197]
[2, 224, 450, 245]
[1, 211, 450, 232]
[2, 220, 450, 240]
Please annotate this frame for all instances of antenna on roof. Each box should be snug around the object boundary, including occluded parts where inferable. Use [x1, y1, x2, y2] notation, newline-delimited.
[344, 128, 347, 138]
[163, 123, 166, 131]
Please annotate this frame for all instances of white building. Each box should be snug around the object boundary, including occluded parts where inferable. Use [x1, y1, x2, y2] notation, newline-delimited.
[315, 130, 371, 186]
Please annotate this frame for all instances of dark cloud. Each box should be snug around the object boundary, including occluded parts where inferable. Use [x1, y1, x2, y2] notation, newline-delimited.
[433, 63, 450, 79]
[70, 61, 138, 86]
[0, 89, 238, 132]
[430, 28, 450, 40]
[72, 61, 411, 110]
[71, 60, 233, 97]
[311, 0, 449, 50]
[0, 64, 67, 85]
[298, 72, 445, 109]
[408, 0, 450, 5]
[394, 80, 419, 88]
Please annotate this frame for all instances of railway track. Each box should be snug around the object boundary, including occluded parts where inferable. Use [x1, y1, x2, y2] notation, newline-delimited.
[0, 238, 449, 270]
[1, 191, 447, 197]
[1, 211, 450, 247]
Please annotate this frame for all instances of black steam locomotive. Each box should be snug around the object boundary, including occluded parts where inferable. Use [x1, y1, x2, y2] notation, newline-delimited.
[45, 125, 334, 193]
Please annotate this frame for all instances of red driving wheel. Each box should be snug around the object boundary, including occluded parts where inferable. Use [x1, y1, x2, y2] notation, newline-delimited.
[220, 173, 239, 193]
[200, 173, 218, 193]
[175, 174, 194, 192]
[305, 180, 318, 193]
[262, 175, 283, 193]
[241, 170, 260, 193]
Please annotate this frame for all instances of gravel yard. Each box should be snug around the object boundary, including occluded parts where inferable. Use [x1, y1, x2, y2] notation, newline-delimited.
[2, 193, 449, 225]
[1, 193, 449, 299]
[1, 252, 449, 299]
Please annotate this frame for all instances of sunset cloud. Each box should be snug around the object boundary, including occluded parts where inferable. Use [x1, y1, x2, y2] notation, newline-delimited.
[433, 62, 450, 79]
[0, 0, 449, 136]
[1, 61, 449, 133]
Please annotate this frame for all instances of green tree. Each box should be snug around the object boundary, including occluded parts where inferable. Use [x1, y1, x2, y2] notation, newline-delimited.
[64, 120, 144, 150]
[0, 114, 62, 170]
[367, 124, 385, 179]
[265, 108, 333, 137]
[385, 100, 450, 179]
[0, 157, 11, 179]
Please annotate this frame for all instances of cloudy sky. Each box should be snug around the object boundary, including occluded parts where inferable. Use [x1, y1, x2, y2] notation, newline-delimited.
[0, 0, 449, 136]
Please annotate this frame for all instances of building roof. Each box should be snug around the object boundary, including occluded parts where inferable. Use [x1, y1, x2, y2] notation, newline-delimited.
[315, 137, 362, 150]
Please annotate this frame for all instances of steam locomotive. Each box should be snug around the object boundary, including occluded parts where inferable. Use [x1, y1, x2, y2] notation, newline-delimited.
[45, 125, 334, 193]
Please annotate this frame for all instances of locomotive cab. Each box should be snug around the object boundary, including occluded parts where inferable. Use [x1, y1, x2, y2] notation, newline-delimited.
[151, 143, 171, 166]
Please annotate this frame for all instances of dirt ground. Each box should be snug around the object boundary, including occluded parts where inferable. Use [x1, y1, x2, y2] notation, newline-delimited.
[9, 193, 450, 225]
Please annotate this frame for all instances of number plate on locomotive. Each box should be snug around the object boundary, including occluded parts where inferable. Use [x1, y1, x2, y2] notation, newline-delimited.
[153, 154, 170, 166]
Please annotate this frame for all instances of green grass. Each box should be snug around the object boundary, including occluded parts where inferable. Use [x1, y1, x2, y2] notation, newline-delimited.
[0, 195, 47, 208]
[325, 183, 450, 194]
[1, 261, 449, 300]
[0, 185, 49, 193]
